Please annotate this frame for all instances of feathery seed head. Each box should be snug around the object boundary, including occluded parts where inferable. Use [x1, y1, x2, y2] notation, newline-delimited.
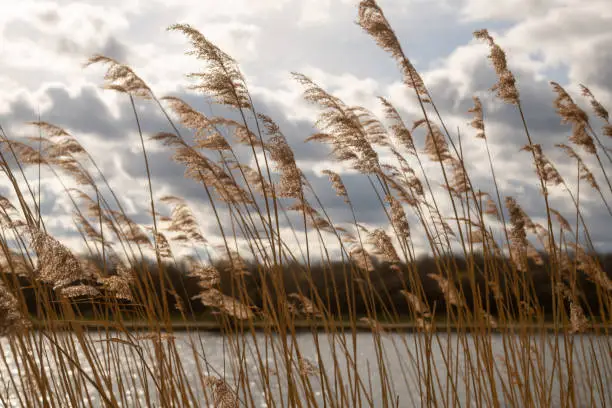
[32, 231, 91, 289]
[202, 376, 238, 408]
[367, 228, 400, 264]
[358, 1, 427, 95]
[428, 273, 463, 307]
[1, 282, 30, 336]
[520, 144, 564, 187]
[187, 259, 221, 290]
[349, 247, 375, 273]
[322, 170, 349, 202]
[379, 97, 416, 154]
[474, 30, 519, 105]
[556, 144, 600, 191]
[86, 55, 152, 99]
[580, 84, 608, 122]
[504, 197, 529, 271]
[99, 275, 134, 302]
[569, 302, 589, 334]
[289, 293, 323, 318]
[298, 357, 319, 377]
[551, 82, 595, 154]
[60, 284, 101, 298]
[387, 195, 411, 239]
[169, 24, 251, 109]
[468, 96, 486, 139]
[400, 290, 430, 317]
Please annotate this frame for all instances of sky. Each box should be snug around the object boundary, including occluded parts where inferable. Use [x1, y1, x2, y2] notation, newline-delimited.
[0, 0, 611, 261]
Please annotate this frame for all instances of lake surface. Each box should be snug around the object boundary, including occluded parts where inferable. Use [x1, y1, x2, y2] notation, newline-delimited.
[1, 332, 610, 407]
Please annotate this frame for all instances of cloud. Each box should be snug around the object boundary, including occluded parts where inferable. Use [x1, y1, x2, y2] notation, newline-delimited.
[459, 0, 563, 21]
[0, 0, 610, 258]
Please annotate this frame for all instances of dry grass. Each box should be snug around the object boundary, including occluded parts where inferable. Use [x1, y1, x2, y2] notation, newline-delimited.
[0, 1, 611, 407]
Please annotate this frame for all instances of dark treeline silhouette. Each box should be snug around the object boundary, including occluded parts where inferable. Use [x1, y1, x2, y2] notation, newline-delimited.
[9, 251, 612, 322]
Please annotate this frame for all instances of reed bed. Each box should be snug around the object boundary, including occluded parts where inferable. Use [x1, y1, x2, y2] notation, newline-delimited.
[0, 1, 611, 406]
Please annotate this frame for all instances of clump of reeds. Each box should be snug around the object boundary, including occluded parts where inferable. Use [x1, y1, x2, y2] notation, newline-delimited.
[0, 1, 610, 407]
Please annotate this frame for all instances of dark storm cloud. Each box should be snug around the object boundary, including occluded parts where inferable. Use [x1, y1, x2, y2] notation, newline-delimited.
[99, 37, 129, 62]
[575, 37, 612, 93]
[424, 55, 569, 150]
[0, 85, 172, 139]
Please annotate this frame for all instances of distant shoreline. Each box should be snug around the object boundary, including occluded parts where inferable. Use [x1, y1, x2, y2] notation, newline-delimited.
[30, 320, 612, 334]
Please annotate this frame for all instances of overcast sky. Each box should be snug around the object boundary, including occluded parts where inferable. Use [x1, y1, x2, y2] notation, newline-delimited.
[1, 0, 611, 260]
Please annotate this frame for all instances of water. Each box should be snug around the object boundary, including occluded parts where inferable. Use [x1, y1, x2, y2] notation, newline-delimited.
[1, 332, 610, 407]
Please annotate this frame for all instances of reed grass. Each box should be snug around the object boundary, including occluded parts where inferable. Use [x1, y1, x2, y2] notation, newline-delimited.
[0, 1, 611, 406]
